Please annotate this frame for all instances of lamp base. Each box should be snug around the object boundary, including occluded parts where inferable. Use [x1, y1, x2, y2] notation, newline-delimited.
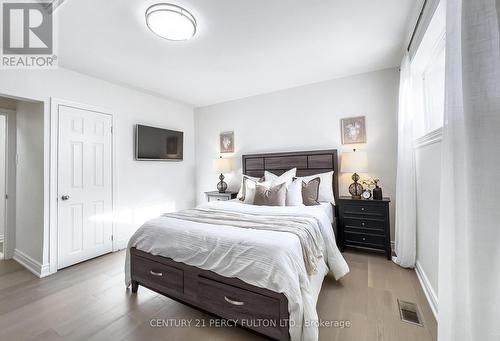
[217, 174, 227, 193]
[348, 173, 363, 199]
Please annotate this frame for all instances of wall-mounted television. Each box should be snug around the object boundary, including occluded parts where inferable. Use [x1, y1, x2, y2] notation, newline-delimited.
[135, 124, 184, 161]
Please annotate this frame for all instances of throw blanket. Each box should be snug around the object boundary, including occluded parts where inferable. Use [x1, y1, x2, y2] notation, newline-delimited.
[164, 208, 325, 275]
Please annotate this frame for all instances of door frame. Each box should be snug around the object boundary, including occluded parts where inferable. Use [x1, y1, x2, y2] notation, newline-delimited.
[0, 109, 15, 260]
[49, 98, 116, 274]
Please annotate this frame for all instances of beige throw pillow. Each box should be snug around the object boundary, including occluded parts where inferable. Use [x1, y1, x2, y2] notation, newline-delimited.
[302, 177, 321, 206]
[253, 182, 287, 206]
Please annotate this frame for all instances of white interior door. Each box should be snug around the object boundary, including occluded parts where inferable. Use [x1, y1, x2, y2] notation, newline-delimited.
[57, 105, 113, 269]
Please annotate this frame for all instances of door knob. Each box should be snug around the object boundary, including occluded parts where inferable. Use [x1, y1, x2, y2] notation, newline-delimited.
[61, 195, 70, 201]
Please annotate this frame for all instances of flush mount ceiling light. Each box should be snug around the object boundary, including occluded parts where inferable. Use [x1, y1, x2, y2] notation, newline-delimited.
[145, 3, 197, 41]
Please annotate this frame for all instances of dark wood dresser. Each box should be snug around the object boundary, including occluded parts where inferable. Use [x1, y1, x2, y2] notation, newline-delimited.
[205, 191, 238, 202]
[338, 196, 391, 259]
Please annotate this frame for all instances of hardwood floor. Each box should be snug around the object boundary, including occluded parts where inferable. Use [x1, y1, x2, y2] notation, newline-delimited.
[0, 250, 437, 341]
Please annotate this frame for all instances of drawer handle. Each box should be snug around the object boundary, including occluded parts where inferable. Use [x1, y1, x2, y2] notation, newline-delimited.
[149, 270, 163, 277]
[224, 296, 245, 306]
[362, 237, 366, 241]
[361, 207, 365, 211]
[361, 222, 366, 226]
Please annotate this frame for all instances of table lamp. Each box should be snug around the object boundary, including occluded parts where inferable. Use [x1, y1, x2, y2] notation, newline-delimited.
[213, 156, 232, 193]
[341, 149, 368, 199]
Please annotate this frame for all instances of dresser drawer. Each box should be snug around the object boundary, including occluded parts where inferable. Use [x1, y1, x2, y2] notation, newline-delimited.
[132, 255, 184, 295]
[344, 231, 385, 248]
[343, 203, 385, 217]
[343, 216, 385, 234]
[205, 191, 237, 202]
[208, 196, 229, 202]
[198, 277, 281, 337]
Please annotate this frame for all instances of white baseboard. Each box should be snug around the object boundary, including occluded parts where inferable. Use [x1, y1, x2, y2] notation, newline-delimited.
[13, 249, 51, 278]
[415, 260, 438, 319]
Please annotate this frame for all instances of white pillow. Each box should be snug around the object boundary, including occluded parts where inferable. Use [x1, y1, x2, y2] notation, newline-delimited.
[237, 175, 261, 200]
[264, 168, 297, 187]
[242, 178, 270, 204]
[286, 178, 304, 206]
[243, 182, 257, 204]
[296, 171, 335, 204]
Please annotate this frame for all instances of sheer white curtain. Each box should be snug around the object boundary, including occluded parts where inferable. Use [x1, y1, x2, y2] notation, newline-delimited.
[393, 53, 417, 268]
[438, 0, 500, 340]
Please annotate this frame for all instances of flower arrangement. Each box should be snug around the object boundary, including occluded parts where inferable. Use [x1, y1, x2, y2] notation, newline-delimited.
[362, 177, 380, 190]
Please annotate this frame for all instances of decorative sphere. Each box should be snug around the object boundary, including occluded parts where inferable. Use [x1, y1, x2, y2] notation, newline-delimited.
[217, 181, 227, 193]
[349, 183, 363, 197]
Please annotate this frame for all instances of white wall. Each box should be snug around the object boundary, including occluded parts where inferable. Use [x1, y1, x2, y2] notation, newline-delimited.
[195, 68, 399, 239]
[415, 139, 441, 314]
[0, 67, 195, 268]
[16, 101, 45, 262]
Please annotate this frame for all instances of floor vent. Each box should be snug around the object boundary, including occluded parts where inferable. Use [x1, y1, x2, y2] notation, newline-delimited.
[398, 299, 423, 326]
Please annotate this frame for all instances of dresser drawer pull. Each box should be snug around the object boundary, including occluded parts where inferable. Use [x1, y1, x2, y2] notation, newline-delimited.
[149, 270, 163, 277]
[224, 296, 245, 306]
[361, 222, 365, 226]
[361, 207, 365, 211]
[362, 237, 366, 241]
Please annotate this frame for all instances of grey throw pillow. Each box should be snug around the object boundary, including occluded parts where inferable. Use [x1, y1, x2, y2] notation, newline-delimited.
[302, 177, 321, 206]
[253, 182, 287, 206]
[240, 175, 264, 201]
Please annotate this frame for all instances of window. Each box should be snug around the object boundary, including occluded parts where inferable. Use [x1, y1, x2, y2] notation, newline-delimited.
[411, 0, 446, 139]
[422, 35, 445, 133]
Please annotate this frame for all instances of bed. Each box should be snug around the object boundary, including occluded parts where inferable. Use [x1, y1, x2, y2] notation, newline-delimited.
[125, 150, 349, 341]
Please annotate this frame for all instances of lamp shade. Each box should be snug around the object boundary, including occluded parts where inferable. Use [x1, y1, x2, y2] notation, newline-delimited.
[214, 157, 232, 173]
[341, 150, 368, 173]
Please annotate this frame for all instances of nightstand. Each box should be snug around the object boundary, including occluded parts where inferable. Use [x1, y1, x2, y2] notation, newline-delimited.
[338, 196, 391, 259]
[205, 191, 237, 202]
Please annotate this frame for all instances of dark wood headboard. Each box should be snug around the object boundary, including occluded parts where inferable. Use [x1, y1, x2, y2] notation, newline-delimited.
[242, 149, 339, 203]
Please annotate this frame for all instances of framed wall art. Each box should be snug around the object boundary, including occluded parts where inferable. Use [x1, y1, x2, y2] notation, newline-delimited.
[220, 131, 234, 153]
[341, 116, 366, 144]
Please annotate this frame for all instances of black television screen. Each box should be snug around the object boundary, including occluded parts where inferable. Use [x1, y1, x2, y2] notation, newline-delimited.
[136, 124, 183, 161]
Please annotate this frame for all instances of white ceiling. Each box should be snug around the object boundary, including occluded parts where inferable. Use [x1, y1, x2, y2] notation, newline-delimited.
[57, 0, 419, 107]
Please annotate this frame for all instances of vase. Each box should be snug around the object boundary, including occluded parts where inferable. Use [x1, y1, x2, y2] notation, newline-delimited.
[373, 185, 383, 200]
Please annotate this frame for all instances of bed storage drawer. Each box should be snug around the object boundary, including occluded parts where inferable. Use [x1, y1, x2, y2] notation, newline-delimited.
[130, 248, 290, 340]
[132, 255, 184, 295]
[198, 276, 282, 339]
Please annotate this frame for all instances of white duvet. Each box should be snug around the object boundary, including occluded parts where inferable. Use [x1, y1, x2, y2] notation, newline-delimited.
[125, 201, 349, 341]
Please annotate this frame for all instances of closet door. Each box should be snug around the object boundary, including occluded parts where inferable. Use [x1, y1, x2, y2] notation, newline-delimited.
[57, 105, 113, 269]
